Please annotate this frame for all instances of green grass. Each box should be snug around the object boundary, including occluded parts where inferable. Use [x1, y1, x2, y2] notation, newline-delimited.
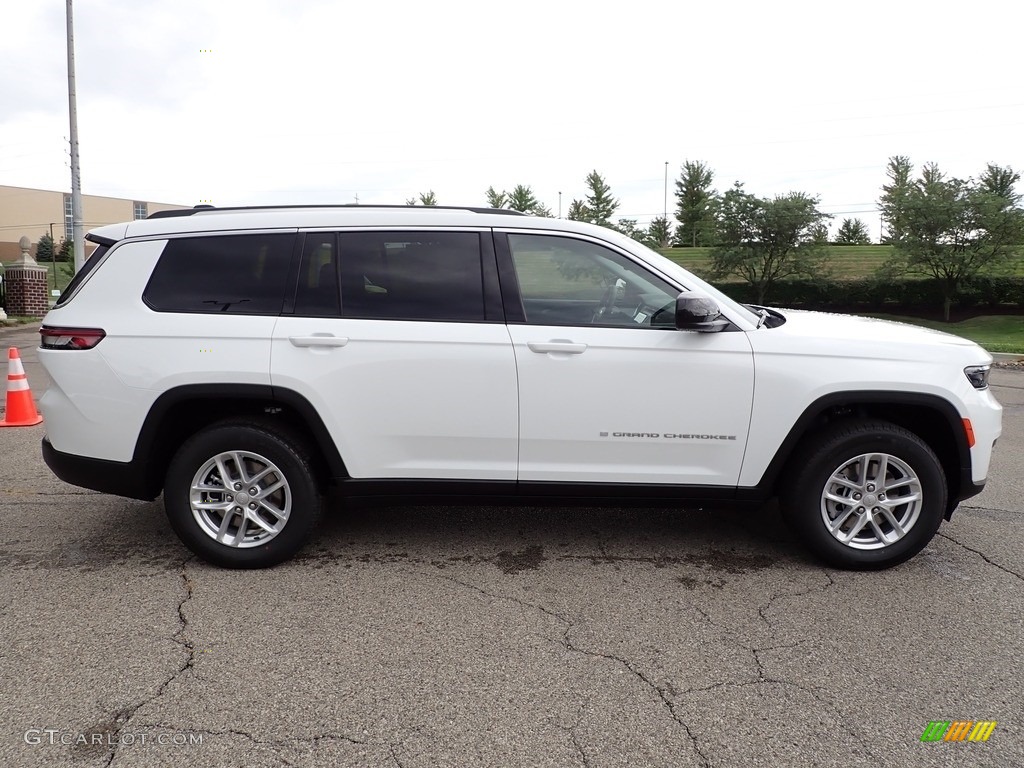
[865, 314, 1024, 354]
[45, 260, 75, 295]
[658, 245, 1024, 280]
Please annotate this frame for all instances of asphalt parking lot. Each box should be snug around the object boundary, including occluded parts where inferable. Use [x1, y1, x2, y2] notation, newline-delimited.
[1, 322, 1021, 768]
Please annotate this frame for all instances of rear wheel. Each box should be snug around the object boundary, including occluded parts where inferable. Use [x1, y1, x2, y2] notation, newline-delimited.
[165, 421, 321, 568]
[784, 420, 947, 569]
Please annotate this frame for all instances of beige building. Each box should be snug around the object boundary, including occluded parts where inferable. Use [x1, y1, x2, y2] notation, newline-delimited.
[0, 185, 187, 263]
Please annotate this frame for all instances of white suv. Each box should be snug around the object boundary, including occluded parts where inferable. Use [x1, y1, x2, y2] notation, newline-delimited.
[38, 205, 1002, 569]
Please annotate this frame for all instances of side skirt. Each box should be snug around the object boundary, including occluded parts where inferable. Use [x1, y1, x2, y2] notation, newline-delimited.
[334, 478, 765, 509]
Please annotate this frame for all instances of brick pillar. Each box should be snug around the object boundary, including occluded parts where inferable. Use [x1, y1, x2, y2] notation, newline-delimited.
[5, 236, 50, 318]
[0, 259, 6, 321]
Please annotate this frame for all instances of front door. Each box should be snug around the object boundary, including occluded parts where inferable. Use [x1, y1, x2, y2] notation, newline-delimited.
[502, 232, 754, 487]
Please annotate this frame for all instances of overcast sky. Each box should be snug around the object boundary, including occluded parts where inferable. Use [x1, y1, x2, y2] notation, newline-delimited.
[2, 0, 1021, 239]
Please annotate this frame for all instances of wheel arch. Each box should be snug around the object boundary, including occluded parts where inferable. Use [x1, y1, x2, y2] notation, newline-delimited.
[132, 384, 348, 498]
[744, 391, 971, 514]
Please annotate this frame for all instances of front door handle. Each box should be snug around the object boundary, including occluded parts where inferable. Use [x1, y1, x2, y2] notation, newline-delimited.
[527, 341, 587, 355]
[288, 334, 350, 348]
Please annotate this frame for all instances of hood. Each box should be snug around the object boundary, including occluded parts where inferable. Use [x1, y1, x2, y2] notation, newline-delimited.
[751, 308, 989, 363]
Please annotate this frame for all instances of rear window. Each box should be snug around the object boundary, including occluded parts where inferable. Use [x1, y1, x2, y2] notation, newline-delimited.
[53, 243, 110, 307]
[144, 234, 294, 314]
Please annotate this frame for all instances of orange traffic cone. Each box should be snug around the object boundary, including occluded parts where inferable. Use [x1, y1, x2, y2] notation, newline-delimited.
[0, 347, 43, 427]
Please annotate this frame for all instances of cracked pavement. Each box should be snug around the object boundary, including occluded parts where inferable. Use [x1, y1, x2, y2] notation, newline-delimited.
[1, 324, 1022, 767]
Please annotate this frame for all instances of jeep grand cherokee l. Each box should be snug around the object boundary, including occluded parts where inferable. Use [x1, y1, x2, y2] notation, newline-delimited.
[38, 205, 1001, 569]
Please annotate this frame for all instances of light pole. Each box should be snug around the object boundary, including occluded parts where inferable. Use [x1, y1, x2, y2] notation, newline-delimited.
[66, 0, 84, 273]
[663, 161, 668, 221]
[662, 161, 669, 247]
[558, 191, 562, 219]
[49, 223, 58, 290]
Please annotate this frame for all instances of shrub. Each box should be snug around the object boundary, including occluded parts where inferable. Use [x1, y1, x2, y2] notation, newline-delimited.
[715, 277, 1024, 313]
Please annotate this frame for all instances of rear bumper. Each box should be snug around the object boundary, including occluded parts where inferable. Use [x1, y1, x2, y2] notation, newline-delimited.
[42, 436, 159, 501]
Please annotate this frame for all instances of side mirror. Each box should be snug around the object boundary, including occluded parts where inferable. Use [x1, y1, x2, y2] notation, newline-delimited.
[675, 293, 729, 332]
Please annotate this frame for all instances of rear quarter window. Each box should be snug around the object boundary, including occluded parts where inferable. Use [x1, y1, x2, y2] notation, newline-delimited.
[143, 233, 295, 314]
[53, 243, 111, 307]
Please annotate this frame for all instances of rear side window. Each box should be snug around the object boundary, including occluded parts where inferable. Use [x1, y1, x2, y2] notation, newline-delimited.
[337, 232, 485, 322]
[144, 234, 294, 314]
[293, 233, 340, 317]
[53, 242, 110, 307]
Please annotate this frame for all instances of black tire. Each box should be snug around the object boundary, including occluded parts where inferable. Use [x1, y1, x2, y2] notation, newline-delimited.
[783, 420, 947, 570]
[164, 420, 321, 568]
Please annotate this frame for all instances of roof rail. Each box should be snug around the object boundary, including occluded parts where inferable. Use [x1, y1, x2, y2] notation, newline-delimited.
[147, 204, 527, 220]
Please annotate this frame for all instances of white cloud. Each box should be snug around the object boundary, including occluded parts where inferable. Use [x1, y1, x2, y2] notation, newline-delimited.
[1, 0, 1022, 240]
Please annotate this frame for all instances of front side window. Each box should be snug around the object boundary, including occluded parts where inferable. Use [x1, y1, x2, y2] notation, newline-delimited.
[144, 233, 294, 314]
[508, 234, 678, 328]
[338, 232, 485, 322]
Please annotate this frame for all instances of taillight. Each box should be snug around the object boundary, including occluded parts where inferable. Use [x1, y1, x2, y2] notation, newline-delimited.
[39, 326, 106, 350]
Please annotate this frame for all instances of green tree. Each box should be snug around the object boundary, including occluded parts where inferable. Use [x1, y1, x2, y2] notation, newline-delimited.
[485, 186, 507, 209]
[835, 218, 872, 245]
[810, 223, 830, 245]
[883, 162, 1024, 321]
[567, 199, 590, 222]
[614, 218, 671, 249]
[506, 184, 539, 212]
[648, 216, 672, 249]
[674, 160, 717, 247]
[616, 218, 641, 239]
[406, 191, 437, 206]
[485, 185, 551, 216]
[507, 185, 552, 216]
[36, 232, 56, 263]
[630, 218, 672, 249]
[583, 170, 618, 227]
[979, 163, 1021, 201]
[710, 183, 830, 304]
[880, 155, 913, 244]
[57, 237, 74, 263]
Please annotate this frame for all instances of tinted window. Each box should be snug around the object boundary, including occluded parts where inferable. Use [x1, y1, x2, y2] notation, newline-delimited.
[338, 232, 484, 322]
[508, 234, 678, 328]
[144, 234, 294, 314]
[54, 242, 110, 307]
[293, 233, 340, 317]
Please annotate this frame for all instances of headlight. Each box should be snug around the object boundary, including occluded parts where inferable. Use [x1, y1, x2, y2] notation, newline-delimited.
[964, 365, 990, 390]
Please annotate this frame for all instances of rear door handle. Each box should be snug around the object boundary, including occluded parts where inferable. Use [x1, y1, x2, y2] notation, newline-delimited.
[288, 334, 350, 348]
[527, 341, 587, 355]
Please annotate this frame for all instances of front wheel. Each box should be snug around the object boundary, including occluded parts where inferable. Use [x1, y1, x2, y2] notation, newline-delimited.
[784, 420, 947, 570]
[164, 421, 321, 568]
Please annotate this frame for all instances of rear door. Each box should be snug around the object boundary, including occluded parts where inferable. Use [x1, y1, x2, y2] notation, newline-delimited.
[271, 229, 518, 480]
